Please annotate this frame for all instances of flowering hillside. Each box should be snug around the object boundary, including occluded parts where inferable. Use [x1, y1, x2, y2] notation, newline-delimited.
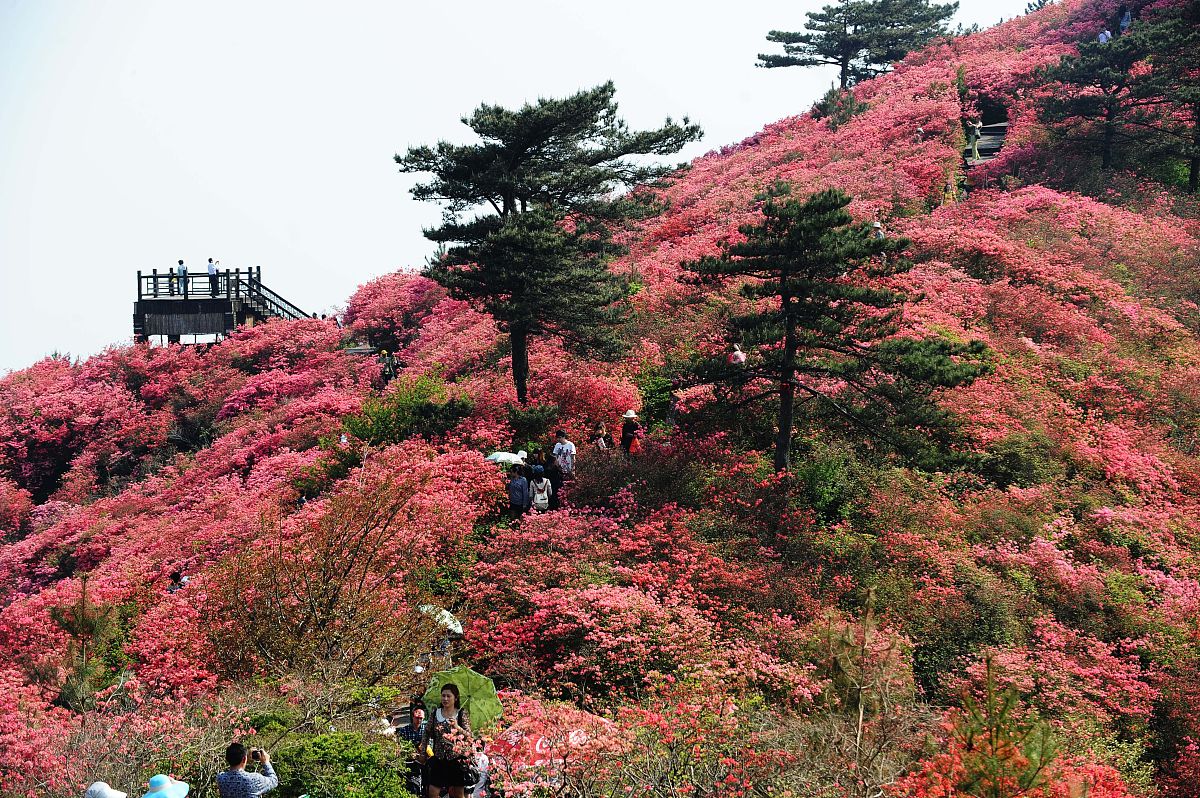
[3, 1, 1200, 797]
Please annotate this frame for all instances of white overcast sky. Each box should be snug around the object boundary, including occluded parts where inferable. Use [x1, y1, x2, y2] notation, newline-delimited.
[0, 0, 1027, 372]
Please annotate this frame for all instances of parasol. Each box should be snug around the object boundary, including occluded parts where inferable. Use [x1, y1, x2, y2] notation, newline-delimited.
[423, 666, 503, 732]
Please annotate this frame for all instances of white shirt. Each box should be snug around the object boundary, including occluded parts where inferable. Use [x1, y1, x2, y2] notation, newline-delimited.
[208, 262, 217, 275]
[552, 440, 576, 473]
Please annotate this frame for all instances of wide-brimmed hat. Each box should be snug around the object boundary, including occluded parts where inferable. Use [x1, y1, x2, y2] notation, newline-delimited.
[622, 410, 638, 418]
[141, 776, 188, 798]
[872, 221, 883, 228]
[85, 783, 128, 798]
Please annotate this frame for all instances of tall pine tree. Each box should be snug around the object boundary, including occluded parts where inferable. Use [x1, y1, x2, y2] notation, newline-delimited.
[1127, 0, 1200, 192]
[758, 0, 957, 89]
[397, 83, 701, 404]
[686, 185, 989, 473]
[1039, 35, 1147, 171]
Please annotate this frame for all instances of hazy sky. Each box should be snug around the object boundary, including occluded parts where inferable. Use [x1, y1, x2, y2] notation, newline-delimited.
[0, 0, 1028, 372]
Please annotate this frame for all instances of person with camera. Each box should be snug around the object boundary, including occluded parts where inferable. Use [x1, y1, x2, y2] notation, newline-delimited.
[217, 743, 278, 798]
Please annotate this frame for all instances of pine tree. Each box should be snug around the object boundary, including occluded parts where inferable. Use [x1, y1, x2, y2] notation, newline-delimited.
[758, 0, 958, 89]
[685, 184, 989, 473]
[397, 83, 702, 404]
[49, 576, 117, 712]
[1126, 0, 1200, 192]
[953, 658, 1058, 798]
[1039, 35, 1147, 171]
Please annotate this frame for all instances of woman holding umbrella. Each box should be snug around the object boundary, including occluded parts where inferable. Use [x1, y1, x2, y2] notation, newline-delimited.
[419, 683, 474, 798]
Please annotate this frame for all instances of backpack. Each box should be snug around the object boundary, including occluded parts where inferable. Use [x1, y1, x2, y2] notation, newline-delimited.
[531, 479, 551, 510]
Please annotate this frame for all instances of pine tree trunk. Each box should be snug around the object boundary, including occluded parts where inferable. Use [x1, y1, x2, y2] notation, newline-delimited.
[511, 325, 530, 405]
[1190, 104, 1199, 194]
[774, 295, 798, 473]
[1102, 113, 1115, 171]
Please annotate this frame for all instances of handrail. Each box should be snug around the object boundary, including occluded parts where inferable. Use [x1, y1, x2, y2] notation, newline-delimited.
[136, 267, 307, 320]
[235, 275, 308, 320]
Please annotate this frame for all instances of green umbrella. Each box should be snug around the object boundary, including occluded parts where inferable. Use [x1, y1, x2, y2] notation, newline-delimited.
[423, 665, 502, 732]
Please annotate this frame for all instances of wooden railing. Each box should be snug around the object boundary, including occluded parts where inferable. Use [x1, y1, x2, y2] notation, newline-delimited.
[136, 267, 307, 320]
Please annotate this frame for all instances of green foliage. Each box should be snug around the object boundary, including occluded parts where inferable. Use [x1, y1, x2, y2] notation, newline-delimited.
[634, 366, 675, 427]
[759, 0, 958, 88]
[1125, 0, 1200, 192]
[979, 431, 1067, 488]
[343, 374, 473, 446]
[905, 565, 1022, 697]
[397, 82, 702, 403]
[273, 732, 408, 798]
[791, 438, 872, 525]
[812, 86, 871, 130]
[506, 402, 560, 450]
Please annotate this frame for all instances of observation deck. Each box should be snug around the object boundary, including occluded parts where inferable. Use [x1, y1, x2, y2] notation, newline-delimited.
[133, 267, 308, 343]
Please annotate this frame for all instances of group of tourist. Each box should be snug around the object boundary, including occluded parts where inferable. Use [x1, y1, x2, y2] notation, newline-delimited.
[379, 685, 488, 798]
[81, 685, 483, 798]
[167, 258, 225, 296]
[1098, 4, 1134, 42]
[83, 743, 278, 798]
[506, 429, 577, 515]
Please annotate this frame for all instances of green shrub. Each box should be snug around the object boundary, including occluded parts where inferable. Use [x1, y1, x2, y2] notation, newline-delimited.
[979, 431, 1066, 488]
[812, 86, 870, 131]
[791, 438, 872, 525]
[274, 731, 407, 798]
[344, 374, 473, 446]
[506, 402, 560, 449]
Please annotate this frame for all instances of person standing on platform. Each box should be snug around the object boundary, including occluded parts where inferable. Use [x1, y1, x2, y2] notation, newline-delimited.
[208, 258, 219, 296]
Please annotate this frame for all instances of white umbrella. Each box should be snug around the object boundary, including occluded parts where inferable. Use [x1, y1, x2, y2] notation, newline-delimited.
[419, 604, 464, 636]
[486, 449, 527, 466]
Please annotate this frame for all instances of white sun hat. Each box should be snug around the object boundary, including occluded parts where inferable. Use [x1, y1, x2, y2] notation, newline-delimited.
[85, 783, 128, 798]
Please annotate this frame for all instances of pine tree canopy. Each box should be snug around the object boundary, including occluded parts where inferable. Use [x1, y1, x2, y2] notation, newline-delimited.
[758, 0, 958, 88]
[396, 82, 702, 403]
[686, 184, 989, 471]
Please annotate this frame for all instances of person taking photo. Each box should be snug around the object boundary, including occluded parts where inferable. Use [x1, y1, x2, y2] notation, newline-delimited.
[217, 743, 278, 798]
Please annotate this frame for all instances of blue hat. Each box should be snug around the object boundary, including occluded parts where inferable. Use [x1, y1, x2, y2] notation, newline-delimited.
[142, 776, 188, 798]
[532, 465, 544, 476]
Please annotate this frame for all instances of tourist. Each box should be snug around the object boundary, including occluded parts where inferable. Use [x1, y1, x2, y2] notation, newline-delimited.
[727, 344, 747, 366]
[217, 743, 278, 798]
[529, 466, 553, 512]
[171, 260, 183, 293]
[419, 684, 474, 798]
[551, 430, 576, 479]
[544, 454, 564, 509]
[1119, 7, 1132, 34]
[85, 783, 127, 798]
[470, 740, 489, 798]
[966, 120, 983, 161]
[176, 260, 189, 295]
[506, 466, 530, 517]
[620, 410, 642, 455]
[399, 707, 428, 797]
[589, 421, 614, 450]
[1098, 28, 1112, 43]
[379, 350, 397, 383]
[167, 571, 189, 593]
[208, 259, 219, 296]
[397, 707, 427, 745]
[141, 775, 189, 798]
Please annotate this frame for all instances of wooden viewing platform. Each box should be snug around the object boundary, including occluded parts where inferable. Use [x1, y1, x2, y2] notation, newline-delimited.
[133, 266, 308, 343]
